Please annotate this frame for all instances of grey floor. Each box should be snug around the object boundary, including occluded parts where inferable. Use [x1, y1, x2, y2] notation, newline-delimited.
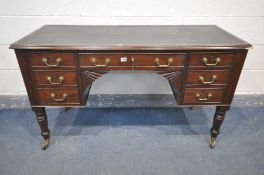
[0, 98, 264, 175]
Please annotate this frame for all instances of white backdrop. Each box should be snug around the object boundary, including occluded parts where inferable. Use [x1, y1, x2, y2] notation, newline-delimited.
[0, 0, 263, 95]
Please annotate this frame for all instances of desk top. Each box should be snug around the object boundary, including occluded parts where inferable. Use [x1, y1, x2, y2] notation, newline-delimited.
[10, 25, 251, 50]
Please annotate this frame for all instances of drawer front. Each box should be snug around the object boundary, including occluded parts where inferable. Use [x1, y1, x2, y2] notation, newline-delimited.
[37, 88, 80, 105]
[30, 53, 76, 68]
[183, 88, 225, 104]
[79, 53, 186, 67]
[186, 70, 229, 85]
[189, 53, 233, 67]
[33, 71, 77, 86]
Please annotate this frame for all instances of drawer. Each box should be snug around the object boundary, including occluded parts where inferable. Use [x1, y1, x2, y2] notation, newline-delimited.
[37, 88, 80, 105]
[183, 88, 225, 104]
[189, 52, 233, 67]
[79, 53, 186, 67]
[29, 53, 76, 68]
[33, 71, 77, 86]
[186, 70, 229, 85]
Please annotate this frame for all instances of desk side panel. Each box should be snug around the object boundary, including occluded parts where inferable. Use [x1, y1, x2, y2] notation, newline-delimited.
[224, 49, 248, 104]
[15, 50, 39, 105]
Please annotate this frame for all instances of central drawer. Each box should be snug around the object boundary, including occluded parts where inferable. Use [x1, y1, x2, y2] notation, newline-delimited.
[79, 53, 186, 67]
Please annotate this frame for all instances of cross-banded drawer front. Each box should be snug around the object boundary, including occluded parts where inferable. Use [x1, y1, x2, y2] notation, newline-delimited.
[189, 53, 233, 67]
[79, 53, 186, 67]
[186, 70, 229, 86]
[33, 71, 77, 86]
[30, 53, 76, 69]
[37, 88, 81, 105]
[183, 88, 225, 104]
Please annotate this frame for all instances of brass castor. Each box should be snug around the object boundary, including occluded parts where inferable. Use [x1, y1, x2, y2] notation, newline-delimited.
[41, 138, 50, 150]
[209, 137, 216, 149]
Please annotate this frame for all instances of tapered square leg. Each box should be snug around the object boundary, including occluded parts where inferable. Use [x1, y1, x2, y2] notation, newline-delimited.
[209, 106, 230, 149]
[32, 107, 50, 150]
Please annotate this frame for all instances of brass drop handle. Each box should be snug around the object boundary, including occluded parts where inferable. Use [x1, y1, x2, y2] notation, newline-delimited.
[42, 57, 62, 67]
[195, 92, 212, 101]
[155, 58, 174, 67]
[199, 75, 217, 84]
[91, 57, 110, 67]
[50, 93, 67, 102]
[202, 57, 221, 66]
[47, 76, 64, 85]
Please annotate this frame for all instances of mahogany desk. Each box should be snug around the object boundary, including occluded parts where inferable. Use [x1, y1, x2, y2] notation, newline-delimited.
[10, 25, 252, 150]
